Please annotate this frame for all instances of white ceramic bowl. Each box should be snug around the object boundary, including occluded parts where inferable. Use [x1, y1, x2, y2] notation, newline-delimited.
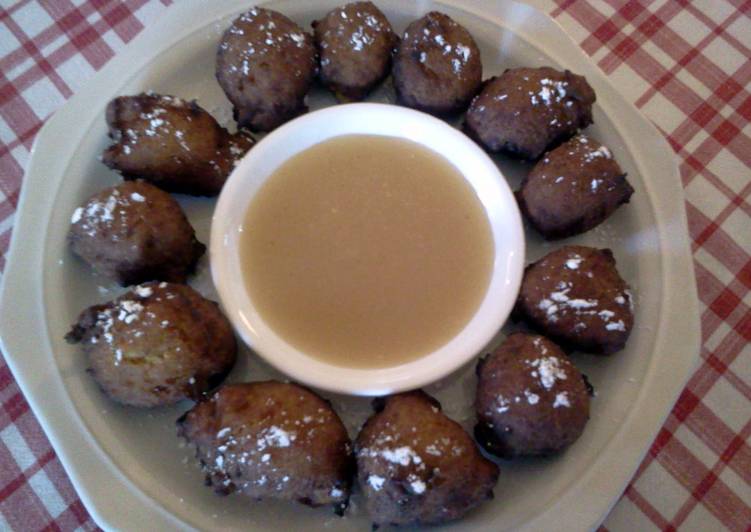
[211, 103, 524, 395]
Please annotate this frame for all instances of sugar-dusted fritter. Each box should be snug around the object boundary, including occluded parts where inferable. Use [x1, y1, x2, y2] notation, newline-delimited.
[518, 135, 634, 239]
[393, 11, 482, 115]
[465, 67, 596, 159]
[515, 246, 634, 354]
[356, 391, 499, 527]
[65, 282, 236, 407]
[313, 2, 398, 100]
[216, 7, 316, 132]
[101, 92, 254, 196]
[475, 333, 591, 458]
[177, 381, 353, 511]
[68, 181, 204, 286]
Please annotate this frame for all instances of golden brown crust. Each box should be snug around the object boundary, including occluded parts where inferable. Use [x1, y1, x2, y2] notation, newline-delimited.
[517, 135, 633, 239]
[216, 7, 316, 132]
[313, 2, 397, 100]
[475, 333, 590, 458]
[65, 282, 236, 407]
[355, 390, 499, 527]
[393, 12, 482, 115]
[177, 381, 353, 509]
[67, 181, 204, 286]
[514, 246, 634, 354]
[101, 93, 253, 196]
[465, 67, 596, 159]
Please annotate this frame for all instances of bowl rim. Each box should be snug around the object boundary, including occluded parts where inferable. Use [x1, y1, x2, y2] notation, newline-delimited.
[210, 102, 525, 395]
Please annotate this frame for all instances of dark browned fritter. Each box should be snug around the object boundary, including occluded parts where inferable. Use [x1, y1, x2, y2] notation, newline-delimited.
[101, 92, 254, 196]
[356, 391, 499, 527]
[177, 381, 353, 510]
[67, 181, 204, 286]
[393, 11, 482, 115]
[465, 67, 596, 159]
[216, 7, 316, 132]
[515, 246, 634, 354]
[65, 282, 236, 407]
[518, 135, 633, 239]
[475, 333, 590, 458]
[313, 2, 398, 100]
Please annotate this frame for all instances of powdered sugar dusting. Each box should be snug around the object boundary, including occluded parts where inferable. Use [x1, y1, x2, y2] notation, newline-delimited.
[605, 320, 626, 331]
[256, 426, 295, 450]
[134, 285, 153, 298]
[531, 77, 568, 106]
[566, 256, 583, 269]
[408, 476, 426, 494]
[524, 389, 540, 405]
[289, 33, 306, 47]
[70, 207, 83, 224]
[455, 43, 471, 61]
[495, 395, 510, 413]
[380, 446, 422, 466]
[529, 356, 568, 390]
[553, 392, 571, 408]
[367, 475, 385, 491]
[583, 145, 612, 163]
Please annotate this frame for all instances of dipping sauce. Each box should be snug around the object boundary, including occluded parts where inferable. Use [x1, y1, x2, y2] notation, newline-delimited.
[240, 135, 493, 368]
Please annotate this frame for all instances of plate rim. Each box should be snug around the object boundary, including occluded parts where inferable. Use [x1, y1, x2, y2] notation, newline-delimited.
[0, 0, 700, 530]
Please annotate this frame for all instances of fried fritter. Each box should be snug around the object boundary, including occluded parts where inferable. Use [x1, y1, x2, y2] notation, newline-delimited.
[475, 333, 590, 458]
[393, 12, 482, 115]
[518, 135, 633, 239]
[515, 246, 634, 354]
[65, 282, 236, 407]
[101, 92, 253, 196]
[177, 381, 353, 511]
[216, 7, 316, 132]
[313, 2, 398, 100]
[356, 391, 499, 527]
[68, 181, 204, 286]
[465, 67, 596, 159]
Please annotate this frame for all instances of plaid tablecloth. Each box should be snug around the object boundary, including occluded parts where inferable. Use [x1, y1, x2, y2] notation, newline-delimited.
[0, 1, 749, 530]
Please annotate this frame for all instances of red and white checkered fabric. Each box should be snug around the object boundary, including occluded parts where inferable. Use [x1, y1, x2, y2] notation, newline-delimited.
[0, 1, 748, 530]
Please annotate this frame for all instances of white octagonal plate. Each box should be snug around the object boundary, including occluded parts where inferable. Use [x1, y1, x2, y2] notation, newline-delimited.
[0, 1, 699, 530]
